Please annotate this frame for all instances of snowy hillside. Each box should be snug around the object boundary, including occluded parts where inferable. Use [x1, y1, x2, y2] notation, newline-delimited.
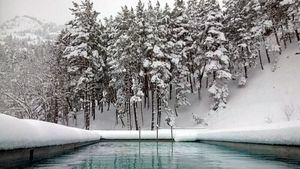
[202, 42, 300, 129]
[69, 41, 300, 130]
[0, 15, 62, 44]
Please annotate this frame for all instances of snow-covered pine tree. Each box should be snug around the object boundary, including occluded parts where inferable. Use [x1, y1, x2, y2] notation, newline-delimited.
[224, 0, 262, 85]
[127, 6, 145, 130]
[50, 29, 72, 124]
[134, 0, 147, 127]
[170, 0, 190, 115]
[63, 0, 105, 130]
[186, 0, 207, 98]
[286, 0, 300, 41]
[262, 0, 291, 54]
[200, 0, 231, 111]
[102, 16, 117, 114]
[109, 6, 144, 130]
[150, 1, 173, 127]
[144, 1, 157, 129]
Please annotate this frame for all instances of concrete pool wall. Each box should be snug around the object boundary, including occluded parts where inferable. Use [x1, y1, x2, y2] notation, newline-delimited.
[0, 140, 100, 168]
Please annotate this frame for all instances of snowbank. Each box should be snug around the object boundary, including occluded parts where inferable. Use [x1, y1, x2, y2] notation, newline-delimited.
[97, 129, 170, 140]
[0, 113, 101, 150]
[97, 121, 300, 146]
[96, 128, 203, 140]
[175, 121, 300, 146]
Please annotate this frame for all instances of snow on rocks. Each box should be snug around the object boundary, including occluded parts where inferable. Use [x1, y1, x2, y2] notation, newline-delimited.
[0, 113, 101, 150]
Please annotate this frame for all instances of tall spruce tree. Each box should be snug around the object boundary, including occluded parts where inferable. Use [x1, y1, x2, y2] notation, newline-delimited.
[170, 0, 190, 115]
[201, 0, 231, 111]
[63, 0, 104, 129]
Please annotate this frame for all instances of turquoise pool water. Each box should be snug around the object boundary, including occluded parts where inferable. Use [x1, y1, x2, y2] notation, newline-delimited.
[28, 142, 300, 169]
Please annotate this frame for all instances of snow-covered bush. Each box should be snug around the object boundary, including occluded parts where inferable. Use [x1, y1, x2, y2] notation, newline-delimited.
[283, 104, 295, 121]
[238, 76, 247, 87]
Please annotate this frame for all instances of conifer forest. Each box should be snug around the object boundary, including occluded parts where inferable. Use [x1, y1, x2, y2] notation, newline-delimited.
[0, 0, 299, 130]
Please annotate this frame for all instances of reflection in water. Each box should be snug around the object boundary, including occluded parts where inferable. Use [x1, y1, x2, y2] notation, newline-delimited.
[28, 142, 300, 169]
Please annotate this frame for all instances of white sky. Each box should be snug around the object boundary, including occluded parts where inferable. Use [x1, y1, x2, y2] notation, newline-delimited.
[0, 0, 174, 24]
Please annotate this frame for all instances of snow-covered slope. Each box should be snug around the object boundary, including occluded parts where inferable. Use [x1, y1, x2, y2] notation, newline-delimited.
[0, 15, 62, 44]
[70, 41, 300, 130]
[203, 42, 300, 128]
[0, 113, 101, 150]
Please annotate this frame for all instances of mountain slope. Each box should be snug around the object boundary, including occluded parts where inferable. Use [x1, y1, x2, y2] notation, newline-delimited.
[0, 15, 62, 44]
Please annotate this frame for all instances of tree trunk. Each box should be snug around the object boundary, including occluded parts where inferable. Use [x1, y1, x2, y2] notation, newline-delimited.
[281, 25, 287, 49]
[91, 91, 96, 120]
[244, 66, 248, 78]
[133, 102, 138, 130]
[126, 103, 130, 130]
[273, 26, 282, 54]
[107, 102, 110, 111]
[63, 102, 69, 126]
[198, 62, 206, 100]
[84, 82, 90, 130]
[151, 88, 155, 130]
[54, 97, 58, 123]
[258, 50, 264, 70]
[140, 102, 144, 126]
[100, 101, 103, 113]
[128, 101, 132, 130]
[169, 84, 172, 100]
[295, 29, 300, 41]
[262, 36, 271, 63]
[206, 77, 209, 88]
[98, 100, 101, 110]
[283, 36, 287, 49]
[144, 73, 149, 109]
[213, 71, 216, 80]
[189, 73, 193, 93]
[156, 91, 161, 127]
[84, 99, 90, 130]
[115, 109, 118, 125]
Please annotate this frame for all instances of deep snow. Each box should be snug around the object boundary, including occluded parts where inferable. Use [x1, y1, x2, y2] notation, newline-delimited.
[0, 113, 100, 150]
[69, 40, 300, 130]
[96, 121, 300, 146]
[176, 121, 300, 145]
[202, 41, 300, 128]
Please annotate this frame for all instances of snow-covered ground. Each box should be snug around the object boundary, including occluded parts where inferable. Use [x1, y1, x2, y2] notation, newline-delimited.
[96, 128, 203, 140]
[70, 40, 300, 130]
[203, 41, 300, 128]
[95, 121, 300, 146]
[0, 113, 101, 150]
[176, 121, 300, 145]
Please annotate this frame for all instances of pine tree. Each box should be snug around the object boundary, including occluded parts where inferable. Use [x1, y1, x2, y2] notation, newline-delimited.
[224, 0, 262, 84]
[63, 0, 105, 130]
[50, 29, 72, 124]
[186, 0, 207, 98]
[170, 0, 190, 115]
[201, 0, 231, 111]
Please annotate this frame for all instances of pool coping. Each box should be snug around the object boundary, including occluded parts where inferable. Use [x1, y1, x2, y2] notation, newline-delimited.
[0, 140, 100, 168]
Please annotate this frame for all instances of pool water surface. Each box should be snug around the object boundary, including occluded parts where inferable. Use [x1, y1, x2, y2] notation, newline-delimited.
[27, 142, 300, 169]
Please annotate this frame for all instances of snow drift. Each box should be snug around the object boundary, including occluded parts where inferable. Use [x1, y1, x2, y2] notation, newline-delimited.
[0, 113, 101, 150]
[175, 121, 300, 146]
